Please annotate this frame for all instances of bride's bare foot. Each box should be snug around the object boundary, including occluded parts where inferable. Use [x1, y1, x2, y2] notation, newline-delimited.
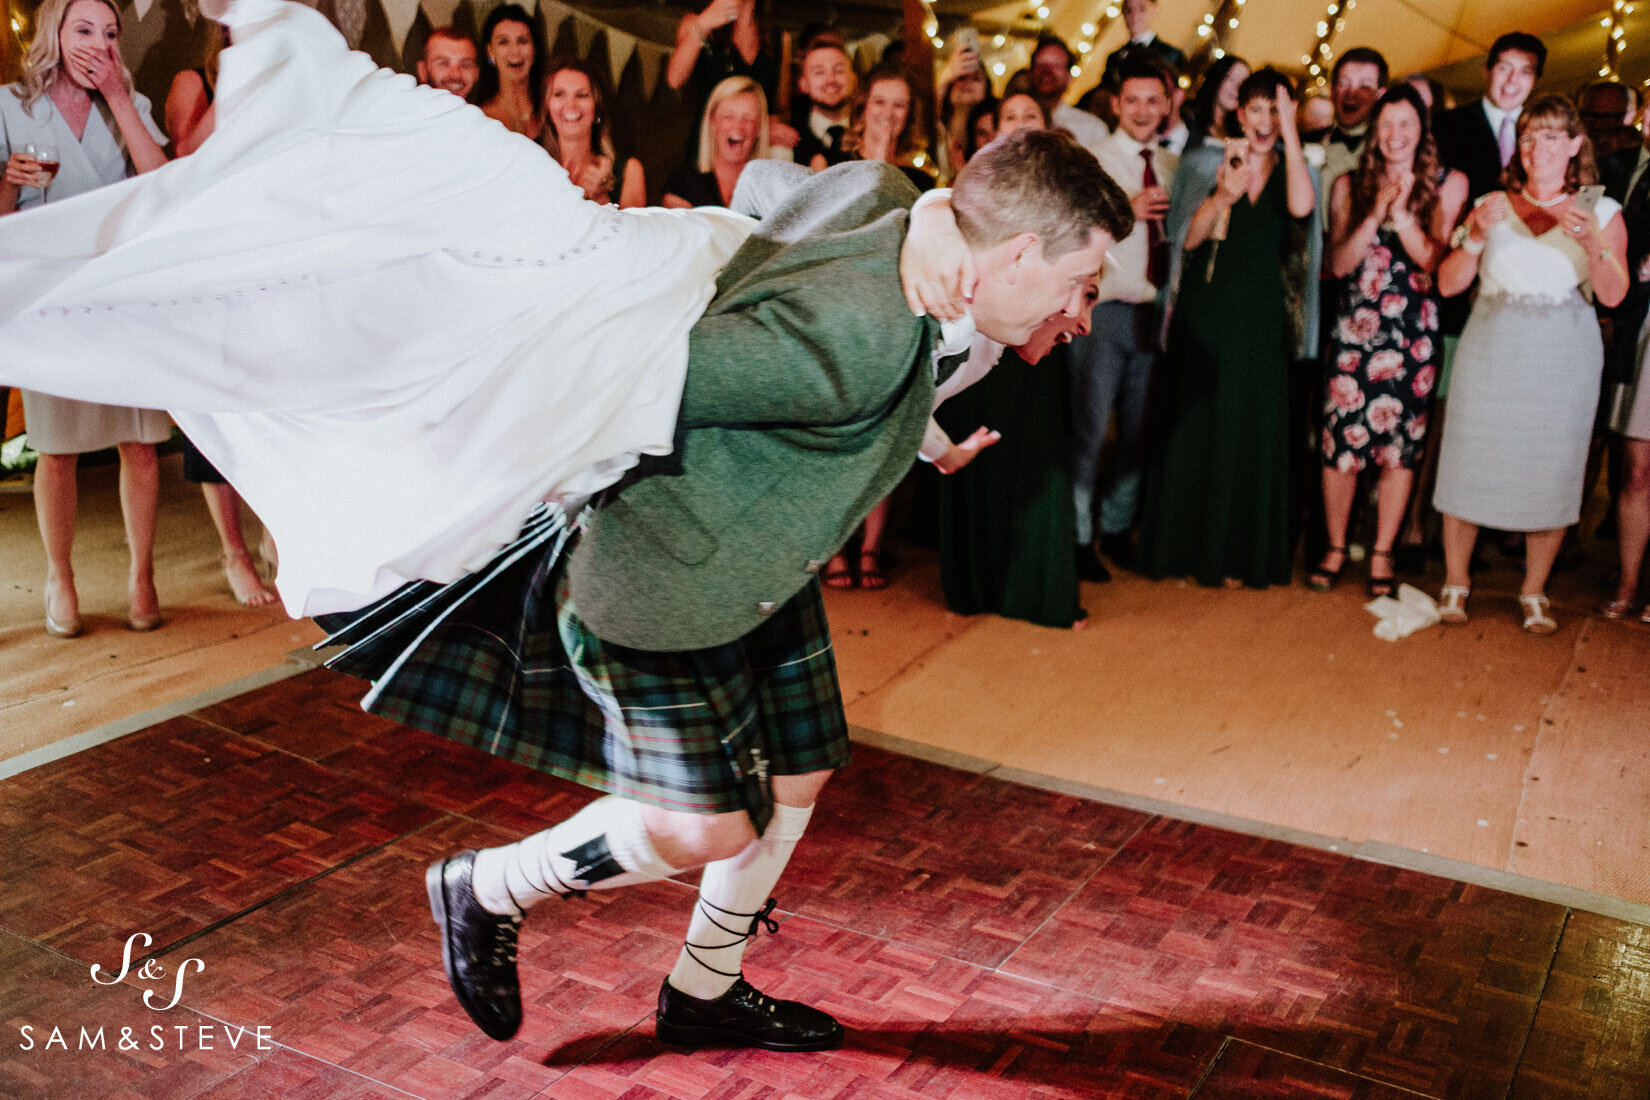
[128, 571, 162, 632]
[225, 550, 279, 607]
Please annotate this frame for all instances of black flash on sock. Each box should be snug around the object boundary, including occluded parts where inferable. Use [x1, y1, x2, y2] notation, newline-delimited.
[561, 836, 626, 887]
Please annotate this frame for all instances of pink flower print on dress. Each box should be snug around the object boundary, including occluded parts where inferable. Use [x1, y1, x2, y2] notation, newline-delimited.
[1366, 349, 1405, 382]
[1379, 292, 1406, 319]
[1336, 450, 1361, 472]
[1419, 299, 1439, 332]
[1322, 427, 1337, 457]
[1410, 336, 1433, 364]
[1329, 375, 1366, 411]
[1408, 413, 1429, 439]
[1336, 351, 1362, 373]
[1340, 307, 1381, 346]
[1342, 423, 1371, 450]
[1376, 443, 1404, 468]
[1412, 364, 1436, 397]
[1366, 394, 1404, 434]
[1408, 270, 1433, 294]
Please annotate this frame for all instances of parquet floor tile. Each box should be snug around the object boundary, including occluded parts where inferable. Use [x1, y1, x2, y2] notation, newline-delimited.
[1001, 818, 1567, 1098]
[782, 745, 1152, 968]
[189, 1048, 418, 1098]
[1507, 910, 1650, 1099]
[160, 813, 702, 1100]
[0, 927, 264, 1100]
[0, 713, 440, 963]
[1192, 1040, 1424, 1098]
[5, 669, 1649, 1098]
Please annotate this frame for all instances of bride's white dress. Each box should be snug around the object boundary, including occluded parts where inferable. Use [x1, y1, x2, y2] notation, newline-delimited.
[0, 0, 752, 616]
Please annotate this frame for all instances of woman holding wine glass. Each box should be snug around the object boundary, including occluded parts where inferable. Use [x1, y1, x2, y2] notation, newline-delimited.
[1, 0, 171, 636]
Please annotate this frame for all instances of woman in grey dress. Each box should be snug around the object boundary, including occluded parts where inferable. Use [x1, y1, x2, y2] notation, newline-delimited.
[1433, 96, 1628, 634]
[1, 0, 170, 636]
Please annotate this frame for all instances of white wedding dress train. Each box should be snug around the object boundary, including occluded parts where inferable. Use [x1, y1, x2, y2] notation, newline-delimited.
[0, 0, 752, 615]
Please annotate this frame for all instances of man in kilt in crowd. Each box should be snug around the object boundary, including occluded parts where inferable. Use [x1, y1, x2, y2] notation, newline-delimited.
[322, 130, 1133, 1050]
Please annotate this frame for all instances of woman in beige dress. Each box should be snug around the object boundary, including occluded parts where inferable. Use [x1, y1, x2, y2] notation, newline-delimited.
[0, 0, 170, 635]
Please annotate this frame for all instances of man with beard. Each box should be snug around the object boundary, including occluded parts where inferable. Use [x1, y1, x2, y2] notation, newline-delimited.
[1029, 34, 1110, 158]
[416, 27, 479, 101]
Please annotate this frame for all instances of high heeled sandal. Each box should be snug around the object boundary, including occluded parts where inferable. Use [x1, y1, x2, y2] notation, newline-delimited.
[1519, 593, 1557, 636]
[1367, 550, 1398, 599]
[44, 589, 82, 639]
[1307, 546, 1347, 593]
[1599, 596, 1636, 620]
[1437, 585, 1470, 625]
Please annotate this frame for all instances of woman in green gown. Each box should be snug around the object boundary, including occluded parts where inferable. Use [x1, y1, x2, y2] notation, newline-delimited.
[1141, 68, 1321, 588]
[936, 282, 1100, 629]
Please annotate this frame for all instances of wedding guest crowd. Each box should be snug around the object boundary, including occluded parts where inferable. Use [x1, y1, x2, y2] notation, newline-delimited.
[9, 2, 1650, 639]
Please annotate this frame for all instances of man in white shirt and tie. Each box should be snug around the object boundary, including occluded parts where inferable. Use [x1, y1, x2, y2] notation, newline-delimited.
[1029, 34, 1110, 158]
[1067, 57, 1177, 578]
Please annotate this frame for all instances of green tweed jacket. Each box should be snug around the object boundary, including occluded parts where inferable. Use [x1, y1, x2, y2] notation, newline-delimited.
[567, 160, 939, 651]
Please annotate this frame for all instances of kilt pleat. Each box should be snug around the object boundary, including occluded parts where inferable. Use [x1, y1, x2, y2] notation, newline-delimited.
[315, 504, 849, 831]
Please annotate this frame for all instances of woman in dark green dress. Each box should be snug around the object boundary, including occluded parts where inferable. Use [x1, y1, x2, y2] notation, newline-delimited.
[1141, 69, 1321, 588]
[936, 284, 1100, 629]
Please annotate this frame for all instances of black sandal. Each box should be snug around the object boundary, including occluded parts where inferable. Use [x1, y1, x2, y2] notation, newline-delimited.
[1307, 547, 1346, 593]
[1368, 550, 1397, 599]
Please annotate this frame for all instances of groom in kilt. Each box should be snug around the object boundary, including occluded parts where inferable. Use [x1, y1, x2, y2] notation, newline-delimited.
[326, 130, 1132, 1049]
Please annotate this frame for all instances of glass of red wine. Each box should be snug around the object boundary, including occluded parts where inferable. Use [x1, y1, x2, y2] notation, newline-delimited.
[24, 142, 60, 200]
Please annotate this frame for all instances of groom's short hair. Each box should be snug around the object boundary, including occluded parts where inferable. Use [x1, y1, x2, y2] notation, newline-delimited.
[951, 129, 1134, 259]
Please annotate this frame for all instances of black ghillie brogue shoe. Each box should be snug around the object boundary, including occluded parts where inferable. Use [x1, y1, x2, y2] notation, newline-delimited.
[426, 850, 524, 1041]
[656, 976, 845, 1052]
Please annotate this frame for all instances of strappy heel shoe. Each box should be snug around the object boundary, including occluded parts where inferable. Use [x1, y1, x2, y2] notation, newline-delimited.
[1367, 550, 1397, 599]
[1519, 593, 1558, 635]
[1437, 585, 1470, 625]
[1307, 546, 1347, 593]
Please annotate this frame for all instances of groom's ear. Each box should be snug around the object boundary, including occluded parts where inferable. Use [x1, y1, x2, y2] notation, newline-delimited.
[1001, 232, 1040, 282]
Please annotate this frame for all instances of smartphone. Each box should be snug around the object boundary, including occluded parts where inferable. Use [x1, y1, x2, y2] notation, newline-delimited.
[955, 27, 981, 58]
[1225, 139, 1247, 171]
[1575, 183, 1605, 214]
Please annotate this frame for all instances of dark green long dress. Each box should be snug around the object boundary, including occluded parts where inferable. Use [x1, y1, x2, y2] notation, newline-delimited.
[936, 347, 1082, 628]
[1140, 166, 1295, 588]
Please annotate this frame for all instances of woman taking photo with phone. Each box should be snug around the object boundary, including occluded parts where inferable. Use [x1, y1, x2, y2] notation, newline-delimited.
[1140, 68, 1319, 589]
[1, 0, 170, 636]
[1432, 95, 1627, 634]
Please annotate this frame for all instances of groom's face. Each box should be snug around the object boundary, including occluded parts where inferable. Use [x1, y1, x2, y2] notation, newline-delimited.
[970, 228, 1111, 347]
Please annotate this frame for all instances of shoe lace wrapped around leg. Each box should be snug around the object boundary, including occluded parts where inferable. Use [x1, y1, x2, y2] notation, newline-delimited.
[682, 896, 780, 979]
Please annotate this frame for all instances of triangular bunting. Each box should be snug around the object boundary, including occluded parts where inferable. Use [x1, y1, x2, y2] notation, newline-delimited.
[605, 24, 635, 85]
[420, 0, 462, 30]
[635, 40, 664, 99]
[569, 9, 598, 58]
[379, 0, 420, 55]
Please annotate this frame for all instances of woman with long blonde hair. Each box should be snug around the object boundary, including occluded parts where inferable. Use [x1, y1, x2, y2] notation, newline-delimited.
[662, 74, 768, 207]
[1, 0, 170, 637]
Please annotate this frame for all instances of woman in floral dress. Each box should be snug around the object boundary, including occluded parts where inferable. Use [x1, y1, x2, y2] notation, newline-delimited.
[1311, 85, 1466, 597]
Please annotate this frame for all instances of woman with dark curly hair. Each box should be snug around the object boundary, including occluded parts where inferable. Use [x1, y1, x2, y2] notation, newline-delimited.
[1433, 95, 1628, 633]
[1310, 84, 1466, 597]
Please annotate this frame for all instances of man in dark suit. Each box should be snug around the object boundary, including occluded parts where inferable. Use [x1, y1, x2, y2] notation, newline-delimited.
[1100, 0, 1186, 88]
[1434, 32, 1545, 204]
[420, 131, 1133, 1053]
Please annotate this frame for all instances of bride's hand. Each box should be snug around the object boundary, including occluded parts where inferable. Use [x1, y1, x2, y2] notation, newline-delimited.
[901, 195, 975, 321]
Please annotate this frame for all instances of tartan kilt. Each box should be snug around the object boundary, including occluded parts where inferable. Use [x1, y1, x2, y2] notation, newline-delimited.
[316, 505, 849, 833]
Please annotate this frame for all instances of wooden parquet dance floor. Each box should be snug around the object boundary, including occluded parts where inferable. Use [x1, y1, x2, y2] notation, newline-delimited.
[0, 668, 1646, 1099]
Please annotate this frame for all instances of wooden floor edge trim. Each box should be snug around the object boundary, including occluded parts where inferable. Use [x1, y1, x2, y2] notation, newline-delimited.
[0, 659, 312, 782]
[848, 724, 1650, 925]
